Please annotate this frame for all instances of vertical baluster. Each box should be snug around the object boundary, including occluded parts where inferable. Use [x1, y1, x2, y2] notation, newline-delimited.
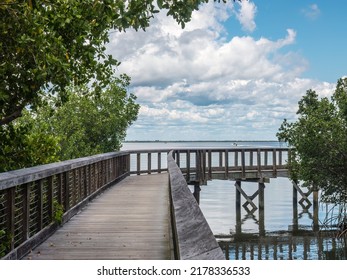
[158, 152, 161, 173]
[208, 150, 212, 180]
[57, 173, 63, 206]
[137, 153, 141, 175]
[7, 187, 15, 250]
[63, 171, 70, 211]
[22, 184, 30, 242]
[257, 149, 261, 177]
[186, 151, 190, 181]
[249, 150, 254, 167]
[241, 149, 245, 179]
[176, 151, 180, 167]
[37, 179, 43, 231]
[272, 149, 277, 177]
[219, 151, 223, 168]
[84, 165, 89, 198]
[148, 153, 152, 174]
[224, 150, 229, 179]
[47, 176, 54, 224]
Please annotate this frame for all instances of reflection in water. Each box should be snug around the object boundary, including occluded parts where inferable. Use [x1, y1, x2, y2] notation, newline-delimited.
[197, 178, 347, 260]
[218, 234, 347, 260]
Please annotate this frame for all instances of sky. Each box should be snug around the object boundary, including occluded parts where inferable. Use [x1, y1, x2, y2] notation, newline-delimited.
[106, 0, 346, 141]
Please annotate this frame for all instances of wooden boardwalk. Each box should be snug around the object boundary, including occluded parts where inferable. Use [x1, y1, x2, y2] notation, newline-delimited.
[24, 174, 174, 260]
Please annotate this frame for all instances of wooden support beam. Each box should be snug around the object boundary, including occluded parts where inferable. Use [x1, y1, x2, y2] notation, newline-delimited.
[193, 183, 201, 205]
[258, 182, 265, 236]
[235, 180, 241, 235]
[235, 182, 258, 211]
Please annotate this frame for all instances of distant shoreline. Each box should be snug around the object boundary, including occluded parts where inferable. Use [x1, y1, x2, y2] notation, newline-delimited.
[124, 140, 280, 143]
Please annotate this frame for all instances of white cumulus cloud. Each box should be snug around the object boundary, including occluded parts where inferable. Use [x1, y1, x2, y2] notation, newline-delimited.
[106, 1, 335, 141]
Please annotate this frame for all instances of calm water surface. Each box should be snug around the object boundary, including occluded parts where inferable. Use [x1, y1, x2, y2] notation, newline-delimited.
[122, 141, 347, 260]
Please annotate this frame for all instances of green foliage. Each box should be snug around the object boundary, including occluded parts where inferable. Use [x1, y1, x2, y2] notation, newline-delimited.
[0, 75, 138, 171]
[277, 78, 347, 205]
[43, 75, 139, 160]
[0, 114, 60, 172]
[53, 200, 64, 225]
[0, 229, 11, 258]
[0, 0, 235, 126]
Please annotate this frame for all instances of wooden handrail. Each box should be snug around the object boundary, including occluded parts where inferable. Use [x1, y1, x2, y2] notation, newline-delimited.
[128, 148, 290, 182]
[0, 152, 130, 259]
[167, 151, 225, 260]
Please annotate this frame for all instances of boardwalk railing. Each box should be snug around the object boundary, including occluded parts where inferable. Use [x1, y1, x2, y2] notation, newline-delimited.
[167, 151, 225, 260]
[1, 147, 289, 259]
[0, 152, 129, 259]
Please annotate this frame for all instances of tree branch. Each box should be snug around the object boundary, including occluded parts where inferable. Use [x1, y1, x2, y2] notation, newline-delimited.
[0, 106, 25, 126]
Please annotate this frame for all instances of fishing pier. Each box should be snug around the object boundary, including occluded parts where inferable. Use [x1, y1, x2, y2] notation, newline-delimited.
[0, 147, 315, 260]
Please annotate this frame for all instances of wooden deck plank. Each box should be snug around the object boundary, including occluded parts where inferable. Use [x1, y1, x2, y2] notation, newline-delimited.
[24, 174, 173, 260]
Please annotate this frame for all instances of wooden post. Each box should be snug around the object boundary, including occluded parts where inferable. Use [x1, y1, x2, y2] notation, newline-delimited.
[158, 152, 162, 173]
[137, 153, 141, 175]
[219, 151, 223, 168]
[147, 152, 152, 174]
[272, 149, 277, 177]
[225, 150, 229, 179]
[258, 182, 265, 236]
[176, 151, 180, 167]
[201, 150, 207, 184]
[193, 183, 201, 204]
[186, 151, 190, 182]
[257, 149, 261, 177]
[208, 150, 212, 180]
[235, 180, 242, 235]
[241, 149, 245, 179]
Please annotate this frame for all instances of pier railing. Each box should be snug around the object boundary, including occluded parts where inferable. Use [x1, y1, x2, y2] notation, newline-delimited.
[129, 147, 290, 182]
[1, 147, 289, 258]
[0, 152, 129, 259]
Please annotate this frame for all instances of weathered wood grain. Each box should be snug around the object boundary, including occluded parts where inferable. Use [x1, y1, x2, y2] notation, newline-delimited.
[24, 174, 173, 260]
